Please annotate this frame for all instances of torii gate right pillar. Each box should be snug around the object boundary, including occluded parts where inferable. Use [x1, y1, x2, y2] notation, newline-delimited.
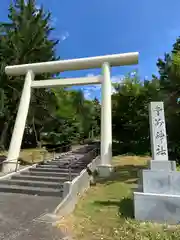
[98, 62, 113, 177]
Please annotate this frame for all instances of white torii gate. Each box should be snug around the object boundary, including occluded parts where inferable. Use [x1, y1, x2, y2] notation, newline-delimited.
[3, 52, 138, 175]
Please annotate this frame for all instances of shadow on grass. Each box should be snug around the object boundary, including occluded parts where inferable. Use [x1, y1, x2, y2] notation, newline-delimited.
[97, 164, 146, 185]
[94, 197, 134, 219]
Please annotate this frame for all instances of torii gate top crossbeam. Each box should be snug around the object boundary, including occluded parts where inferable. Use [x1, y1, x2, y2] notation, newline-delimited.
[5, 52, 139, 76]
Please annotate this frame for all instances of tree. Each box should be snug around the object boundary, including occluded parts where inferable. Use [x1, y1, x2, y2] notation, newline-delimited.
[0, 0, 59, 149]
[112, 72, 160, 155]
[42, 88, 101, 146]
[156, 37, 180, 160]
[0, 0, 101, 151]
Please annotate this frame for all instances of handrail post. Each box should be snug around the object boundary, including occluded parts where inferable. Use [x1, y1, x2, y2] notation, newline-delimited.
[53, 148, 56, 160]
[15, 158, 19, 172]
[69, 157, 72, 181]
[43, 151, 46, 163]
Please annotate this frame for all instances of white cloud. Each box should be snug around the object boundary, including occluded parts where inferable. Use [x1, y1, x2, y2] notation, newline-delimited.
[86, 73, 96, 77]
[53, 31, 70, 43]
[130, 71, 137, 77]
[111, 75, 125, 94]
[81, 84, 100, 100]
[81, 74, 125, 100]
[60, 31, 69, 42]
[34, 5, 41, 16]
[35, 4, 41, 9]
[83, 89, 92, 100]
[112, 75, 125, 83]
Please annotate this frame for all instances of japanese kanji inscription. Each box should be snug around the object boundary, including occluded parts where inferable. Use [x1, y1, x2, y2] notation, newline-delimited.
[149, 102, 168, 160]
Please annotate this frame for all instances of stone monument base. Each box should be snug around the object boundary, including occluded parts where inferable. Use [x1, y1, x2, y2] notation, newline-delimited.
[134, 192, 180, 224]
[134, 161, 180, 224]
[97, 164, 113, 178]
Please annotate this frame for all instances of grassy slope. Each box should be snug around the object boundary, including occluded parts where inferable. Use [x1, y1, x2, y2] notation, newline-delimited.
[0, 144, 81, 165]
[58, 156, 180, 240]
[0, 148, 51, 164]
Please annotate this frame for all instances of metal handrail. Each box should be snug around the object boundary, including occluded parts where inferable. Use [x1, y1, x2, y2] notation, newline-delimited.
[67, 146, 100, 181]
[37, 143, 73, 165]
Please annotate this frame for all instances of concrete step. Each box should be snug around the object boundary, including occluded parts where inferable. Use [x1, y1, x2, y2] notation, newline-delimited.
[35, 165, 81, 172]
[52, 159, 72, 162]
[45, 161, 71, 165]
[42, 163, 78, 168]
[21, 170, 78, 178]
[49, 160, 88, 165]
[37, 164, 63, 168]
[55, 156, 72, 159]
[41, 165, 87, 171]
[0, 179, 63, 189]
[29, 167, 79, 175]
[11, 175, 67, 182]
[71, 162, 89, 167]
[32, 167, 69, 173]
[52, 158, 79, 162]
[69, 165, 88, 170]
[0, 184, 63, 197]
[39, 163, 83, 168]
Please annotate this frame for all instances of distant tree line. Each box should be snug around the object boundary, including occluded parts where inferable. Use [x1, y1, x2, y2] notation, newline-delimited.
[112, 41, 180, 162]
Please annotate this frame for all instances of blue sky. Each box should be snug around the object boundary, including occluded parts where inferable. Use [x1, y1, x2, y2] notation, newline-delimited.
[1, 0, 180, 100]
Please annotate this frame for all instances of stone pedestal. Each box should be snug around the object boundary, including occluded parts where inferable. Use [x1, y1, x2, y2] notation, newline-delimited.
[134, 160, 180, 224]
[148, 160, 176, 171]
[2, 160, 19, 174]
[97, 164, 113, 178]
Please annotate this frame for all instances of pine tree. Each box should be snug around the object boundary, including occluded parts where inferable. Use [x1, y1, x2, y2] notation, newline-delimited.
[0, 0, 59, 148]
[0, 0, 59, 65]
[156, 37, 180, 160]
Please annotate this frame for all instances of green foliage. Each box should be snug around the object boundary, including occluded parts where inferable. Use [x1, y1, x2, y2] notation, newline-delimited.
[156, 37, 180, 161]
[112, 72, 161, 155]
[0, 0, 101, 150]
[112, 36, 180, 161]
[42, 88, 101, 145]
[0, 0, 60, 149]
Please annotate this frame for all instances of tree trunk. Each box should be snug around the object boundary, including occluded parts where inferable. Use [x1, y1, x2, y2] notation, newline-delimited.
[0, 121, 9, 150]
[32, 116, 41, 148]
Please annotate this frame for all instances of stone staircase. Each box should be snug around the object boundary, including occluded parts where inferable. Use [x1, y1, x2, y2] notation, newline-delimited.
[0, 145, 97, 197]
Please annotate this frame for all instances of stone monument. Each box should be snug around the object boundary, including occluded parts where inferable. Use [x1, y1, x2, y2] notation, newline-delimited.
[134, 101, 180, 224]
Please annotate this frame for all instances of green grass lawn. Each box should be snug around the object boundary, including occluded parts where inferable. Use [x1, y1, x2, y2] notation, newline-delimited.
[58, 156, 180, 240]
